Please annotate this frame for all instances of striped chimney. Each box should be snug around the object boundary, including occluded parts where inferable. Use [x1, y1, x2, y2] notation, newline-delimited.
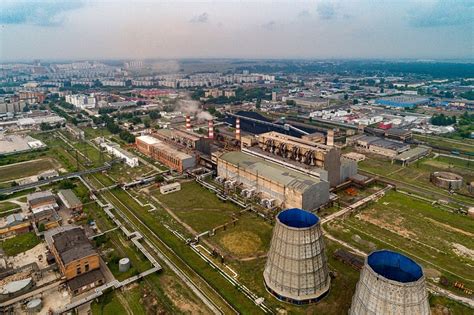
[208, 120, 214, 139]
[185, 115, 191, 131]
[235, 117, 241, 140]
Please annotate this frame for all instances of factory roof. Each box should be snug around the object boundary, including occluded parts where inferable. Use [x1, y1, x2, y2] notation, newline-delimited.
[67, 269, 104, 291]
[219, 151, 322, 193]
[58, 189, 82, 209]
[371, 139, 408, 150]
[45, 226, 96, 265]
[136, 135, 160, 145]
[394, 146, 431, 161]
[375, 96, 430, 108]
[27, 191, 55, 204]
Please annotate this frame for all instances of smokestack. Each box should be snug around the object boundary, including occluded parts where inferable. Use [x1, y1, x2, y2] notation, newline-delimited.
[208, 120, 214, 140]
[326, 130, 334, 146]
[185, 115, 192, 131]
[235, 117, 241, 141]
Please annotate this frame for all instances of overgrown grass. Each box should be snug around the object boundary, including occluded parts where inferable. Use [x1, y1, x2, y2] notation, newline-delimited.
[0, 232, 40, 256]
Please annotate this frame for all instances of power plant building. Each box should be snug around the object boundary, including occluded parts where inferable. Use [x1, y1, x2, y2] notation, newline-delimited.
[217, 151, 329, 210]
[255, 132, 342, 186]
[264, 208, 330, 304]
[136, 135, 195, 172]
[350, 250, 429, 315]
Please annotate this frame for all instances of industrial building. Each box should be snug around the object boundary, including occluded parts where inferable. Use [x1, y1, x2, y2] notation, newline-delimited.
[100, 141, 139, 167]
[350, 250, 429, 315]
[45, 225, 104, 295]
[136, 135, 195, 172]
[0, 213, 30, 239]
[375, 96, 430, 109]
[217, 151, 329, 210]
[153, 128, 211, 154]
[57, 189, 83, 212]
[27, 191, 59, 224]
[0, 134, 45, 155]
[264, 209, 330, 304]
[347, 135, 410, 158]
[253, 132, 342, 186]
[393, 146, 431, 166]
[65, 124, 85, 140]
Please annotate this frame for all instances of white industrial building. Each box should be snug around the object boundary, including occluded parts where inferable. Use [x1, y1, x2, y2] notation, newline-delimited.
[65, 94, 96, 109]
[99, 141, 138, 167]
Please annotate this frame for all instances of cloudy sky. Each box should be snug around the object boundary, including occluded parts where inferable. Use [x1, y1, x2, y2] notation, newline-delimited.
[0, 0, 473, 61]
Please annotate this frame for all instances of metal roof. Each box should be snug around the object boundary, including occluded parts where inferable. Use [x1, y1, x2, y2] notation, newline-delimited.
[58, 189, 82, 209]
[219, 151, 321, 193]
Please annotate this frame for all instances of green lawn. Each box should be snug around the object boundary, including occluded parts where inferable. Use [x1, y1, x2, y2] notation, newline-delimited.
[429, 296, 474, 315]
[0, 232, 40, 256]
[0, 158, 60, 182]
[154, 181, 242, 233]
[325, 190, 474, 293]
[91, 290, 127, 315]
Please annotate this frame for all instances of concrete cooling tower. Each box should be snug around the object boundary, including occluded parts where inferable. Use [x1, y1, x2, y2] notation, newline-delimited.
[350, 250, 430, 315]
[263, 208, 330, 304]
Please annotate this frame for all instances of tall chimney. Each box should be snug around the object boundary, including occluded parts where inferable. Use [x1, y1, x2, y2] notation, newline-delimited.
[185, 115, 191, 131]
[326, 130, 334, 146]
[208, 120, 214, 140]
[235, 117, 241, 141]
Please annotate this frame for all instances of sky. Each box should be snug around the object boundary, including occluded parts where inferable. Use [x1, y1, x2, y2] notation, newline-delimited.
[0, 0, 473, 61]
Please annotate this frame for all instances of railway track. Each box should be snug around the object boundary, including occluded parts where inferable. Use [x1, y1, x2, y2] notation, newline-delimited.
[86, 174, 241, 315]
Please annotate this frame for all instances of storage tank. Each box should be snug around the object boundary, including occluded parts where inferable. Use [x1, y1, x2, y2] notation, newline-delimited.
[26, 298, 42, 313]
[263, 208, 330, 304]
[350, 250, 429, 315]
[119, 258, 131, 272]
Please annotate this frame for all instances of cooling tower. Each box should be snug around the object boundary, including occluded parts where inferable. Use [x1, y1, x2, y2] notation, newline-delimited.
[264, 208, 331, 304]
[350, 250, 430, 315]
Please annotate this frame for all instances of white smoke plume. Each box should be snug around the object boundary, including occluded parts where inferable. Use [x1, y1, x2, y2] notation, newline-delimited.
[197, 111, 213, 121]
[177, 99, 213, 121]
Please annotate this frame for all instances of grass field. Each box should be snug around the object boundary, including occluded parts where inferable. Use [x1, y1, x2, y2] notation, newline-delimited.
[211, 213, 273, 258]
[0, 201, 19, 214]
[414, 134, 474, 154]
[359, 154, 474, 205]
[0, 158, 61, 182]
[0, 232, 40, 256]
[325, 190, 474, 293]
[153, 181, 242, 233]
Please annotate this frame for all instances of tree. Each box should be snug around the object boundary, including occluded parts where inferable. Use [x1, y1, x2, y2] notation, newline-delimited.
[38, 223, 46, 232]
[344, 94, 349, 100]
[256, 98, 261, 109]
[155, 175, 165, 183]
[58, 179, 76, 189]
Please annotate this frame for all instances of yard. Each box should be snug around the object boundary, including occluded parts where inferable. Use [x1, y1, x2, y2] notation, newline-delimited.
[153, 181, 242, 233]
[0, 232, 41, 256]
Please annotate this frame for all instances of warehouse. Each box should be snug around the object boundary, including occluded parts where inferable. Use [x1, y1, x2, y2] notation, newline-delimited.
[375, 96, 430, 109]
[58, 189, 83, 212]
[393, 146, 431, 166]
[348, 135, 410, 158]
[100, 141, 139, 167]
[136, 135, 195, 172]
[217, 151, 329, 210]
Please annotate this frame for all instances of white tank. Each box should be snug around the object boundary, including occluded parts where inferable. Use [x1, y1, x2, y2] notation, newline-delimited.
[119, 257, 131, 272]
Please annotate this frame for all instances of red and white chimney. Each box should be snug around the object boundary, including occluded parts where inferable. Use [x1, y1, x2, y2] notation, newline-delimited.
[235, 117, 241, 141]
[208, 120, 214, 140]
[185, 115, 192, 131]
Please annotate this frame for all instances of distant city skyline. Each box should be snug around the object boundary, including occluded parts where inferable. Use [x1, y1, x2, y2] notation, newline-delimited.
[1, 0, 473, 61]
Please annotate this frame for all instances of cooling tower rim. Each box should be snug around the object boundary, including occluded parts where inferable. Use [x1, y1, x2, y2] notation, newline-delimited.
[277, 208, 319, 229]
[366, 250, 424, 284]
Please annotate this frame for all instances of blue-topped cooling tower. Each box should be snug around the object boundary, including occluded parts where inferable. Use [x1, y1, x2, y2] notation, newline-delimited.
[263, 208, 330, 304]
[350, 250, 430, 315]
